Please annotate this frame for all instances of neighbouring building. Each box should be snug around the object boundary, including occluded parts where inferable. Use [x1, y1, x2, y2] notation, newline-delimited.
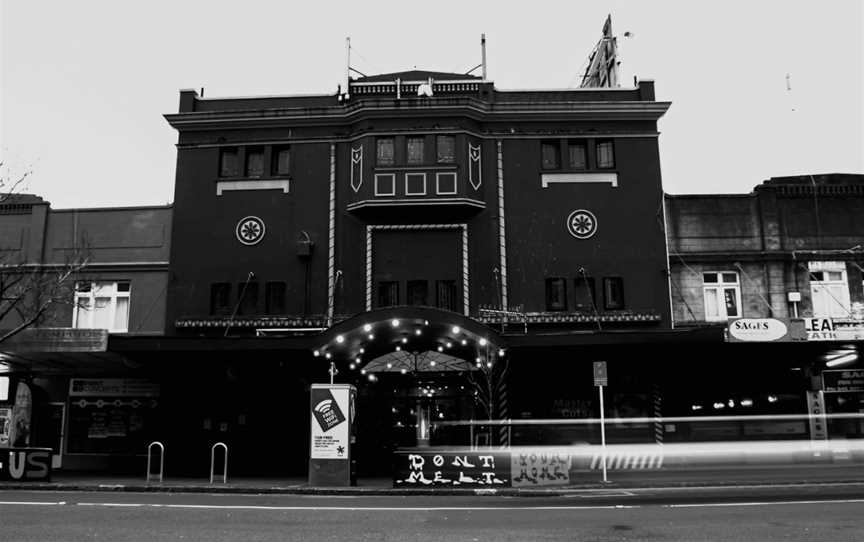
[666, 173, 864, 440]
[0, 194, 171, 470]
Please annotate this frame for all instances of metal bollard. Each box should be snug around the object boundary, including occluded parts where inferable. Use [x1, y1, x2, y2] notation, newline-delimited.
[210, 442, 228, 484]
[146, 441, 164, 483]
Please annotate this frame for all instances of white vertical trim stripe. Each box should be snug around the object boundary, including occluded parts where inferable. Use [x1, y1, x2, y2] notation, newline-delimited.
[326, 144, 336, 326]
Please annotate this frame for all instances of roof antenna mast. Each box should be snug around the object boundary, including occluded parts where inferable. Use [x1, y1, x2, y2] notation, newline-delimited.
[481, 33, 487, 81]
[344, 36, 351, 101]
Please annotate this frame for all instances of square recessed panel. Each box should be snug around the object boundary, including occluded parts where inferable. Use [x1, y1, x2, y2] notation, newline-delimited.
[374, 174, 396, 196]
[436, 172, 457, 195]
[405, 173, 426, 196]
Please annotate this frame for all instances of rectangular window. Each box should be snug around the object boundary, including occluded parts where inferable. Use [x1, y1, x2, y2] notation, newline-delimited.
[376, 138, 395, 166]
[808, 262, 851, 318]
[407, 137, 425, 165]
[573, 276, 597, 311]
[73, 281, 131, 332]
[405, 173, 426, 195]
[210, 283, 231, 316]
[436, 135, 455, 163]
[272, 147, 290, 176]
[219, 148, 239, 177]
[436, 280, 458, 312]
[603, 277, 625, 310]
[236, 281, 259, 316]
[541, 141, 560, 170]
[436, 172, 457, 195]
[545, 278, 568, 311]
[596, 140, 615, 169]
[407, 280, 428, 306]
[0, 376, 8, 401]
[374, 173, 396, 196]
[703, 272, 740, 321]
[568, 141, 587, 170]
[245, 147, 265, 177]
[377, 281, 399, 308]
[265, 282, 286, 315]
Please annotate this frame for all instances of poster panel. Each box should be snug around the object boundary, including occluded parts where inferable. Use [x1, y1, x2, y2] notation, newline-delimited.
[0, 407, 11, 447]
[310, 386, 350, 460]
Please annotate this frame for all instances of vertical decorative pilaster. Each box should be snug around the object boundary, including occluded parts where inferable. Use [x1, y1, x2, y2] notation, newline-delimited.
[496, 140, 508, 310]
[326, 144, 336, 326]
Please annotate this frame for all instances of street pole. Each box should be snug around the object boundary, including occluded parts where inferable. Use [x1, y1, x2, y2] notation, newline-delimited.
[599, 384, 608, 483]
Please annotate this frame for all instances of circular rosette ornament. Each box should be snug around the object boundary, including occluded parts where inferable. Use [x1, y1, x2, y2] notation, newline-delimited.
[566, 209, 598, 239]
[236, 216, 266, 245]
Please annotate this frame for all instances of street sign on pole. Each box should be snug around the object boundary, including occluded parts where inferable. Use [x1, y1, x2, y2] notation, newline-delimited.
[593, 361, 607, 387]
[593, 361, 609, 483]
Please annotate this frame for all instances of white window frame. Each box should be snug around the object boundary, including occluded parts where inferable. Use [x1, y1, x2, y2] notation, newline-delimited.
[436, 172, 457, 195]
[702, 271, 741, 321]
[374, 173, 396, 196]
[405, 172, 427, 196]
[808, 261, 851, 318]
[73, 281, 131, 332]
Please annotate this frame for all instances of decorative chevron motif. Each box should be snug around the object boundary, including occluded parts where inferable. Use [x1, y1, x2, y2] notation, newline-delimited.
[350, 146, 363, 192]
[469, 143, 482, 190]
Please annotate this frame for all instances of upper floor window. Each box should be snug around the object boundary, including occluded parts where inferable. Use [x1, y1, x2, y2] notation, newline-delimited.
[219, 148, 239, 177]
[603, 277, 625, 310]
[0, 376, 8, 401]
[407, 280, 428, 306]
[545, 278, 567, 311]
[541, 141, 561, 170]
[272, 147, 290, 176]
[703, 272, 740, 321]
[407, 137, 425, 165]
[436, 135, 456, 163]
[245, 147, 265, 178]
[573, 276, 597, 311]
[808, 262, 851, 318]
[376, 138, 395, 166]
[436, 280, 458, 312]
[73, 281, 131, 332]
[596, 140, 615, 169]
[236, 281, 259, 316]
[568, 141, 588, 170]
[265, 281, 286, 315]
[210, 283, 231, 316]
[377, 281, 399, 308]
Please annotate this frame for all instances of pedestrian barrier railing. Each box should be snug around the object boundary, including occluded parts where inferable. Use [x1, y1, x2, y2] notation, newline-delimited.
[146, 441, 164, 483]
[210, 442, 228, 484]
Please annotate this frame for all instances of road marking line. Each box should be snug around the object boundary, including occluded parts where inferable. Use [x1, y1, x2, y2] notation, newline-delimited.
[74, 503, 640, 511]
[665, 499, 864, 508]
[0, 501, 65, 506]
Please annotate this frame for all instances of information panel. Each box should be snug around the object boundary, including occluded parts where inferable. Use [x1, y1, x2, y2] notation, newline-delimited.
[309, 385, 351, 460]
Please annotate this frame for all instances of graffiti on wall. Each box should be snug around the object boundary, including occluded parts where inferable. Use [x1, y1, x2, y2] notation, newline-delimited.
[394, 452, 510, 487]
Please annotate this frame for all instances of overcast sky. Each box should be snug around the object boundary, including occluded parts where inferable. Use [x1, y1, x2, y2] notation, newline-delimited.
[1, 1, 862, 208]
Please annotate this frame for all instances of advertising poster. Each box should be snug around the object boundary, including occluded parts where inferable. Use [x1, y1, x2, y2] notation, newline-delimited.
[310, 386, 350, 460]
[0, 407, 11, 446]
[10, 381, 32, 447]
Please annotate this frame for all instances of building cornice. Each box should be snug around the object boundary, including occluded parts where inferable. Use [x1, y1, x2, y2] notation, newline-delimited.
[165, 100, 670, 131]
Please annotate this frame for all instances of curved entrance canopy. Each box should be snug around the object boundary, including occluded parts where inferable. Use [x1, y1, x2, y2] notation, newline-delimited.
[312, 306, 504, 372]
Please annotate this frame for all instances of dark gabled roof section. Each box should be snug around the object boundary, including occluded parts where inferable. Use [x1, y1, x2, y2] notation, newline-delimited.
[353, 70, 482, 83]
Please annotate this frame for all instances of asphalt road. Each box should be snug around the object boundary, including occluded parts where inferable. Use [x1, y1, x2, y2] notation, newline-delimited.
[2, 486, 864, 541]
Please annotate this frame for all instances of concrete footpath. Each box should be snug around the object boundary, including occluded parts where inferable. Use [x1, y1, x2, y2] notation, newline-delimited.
[3, 465, 864, 496]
